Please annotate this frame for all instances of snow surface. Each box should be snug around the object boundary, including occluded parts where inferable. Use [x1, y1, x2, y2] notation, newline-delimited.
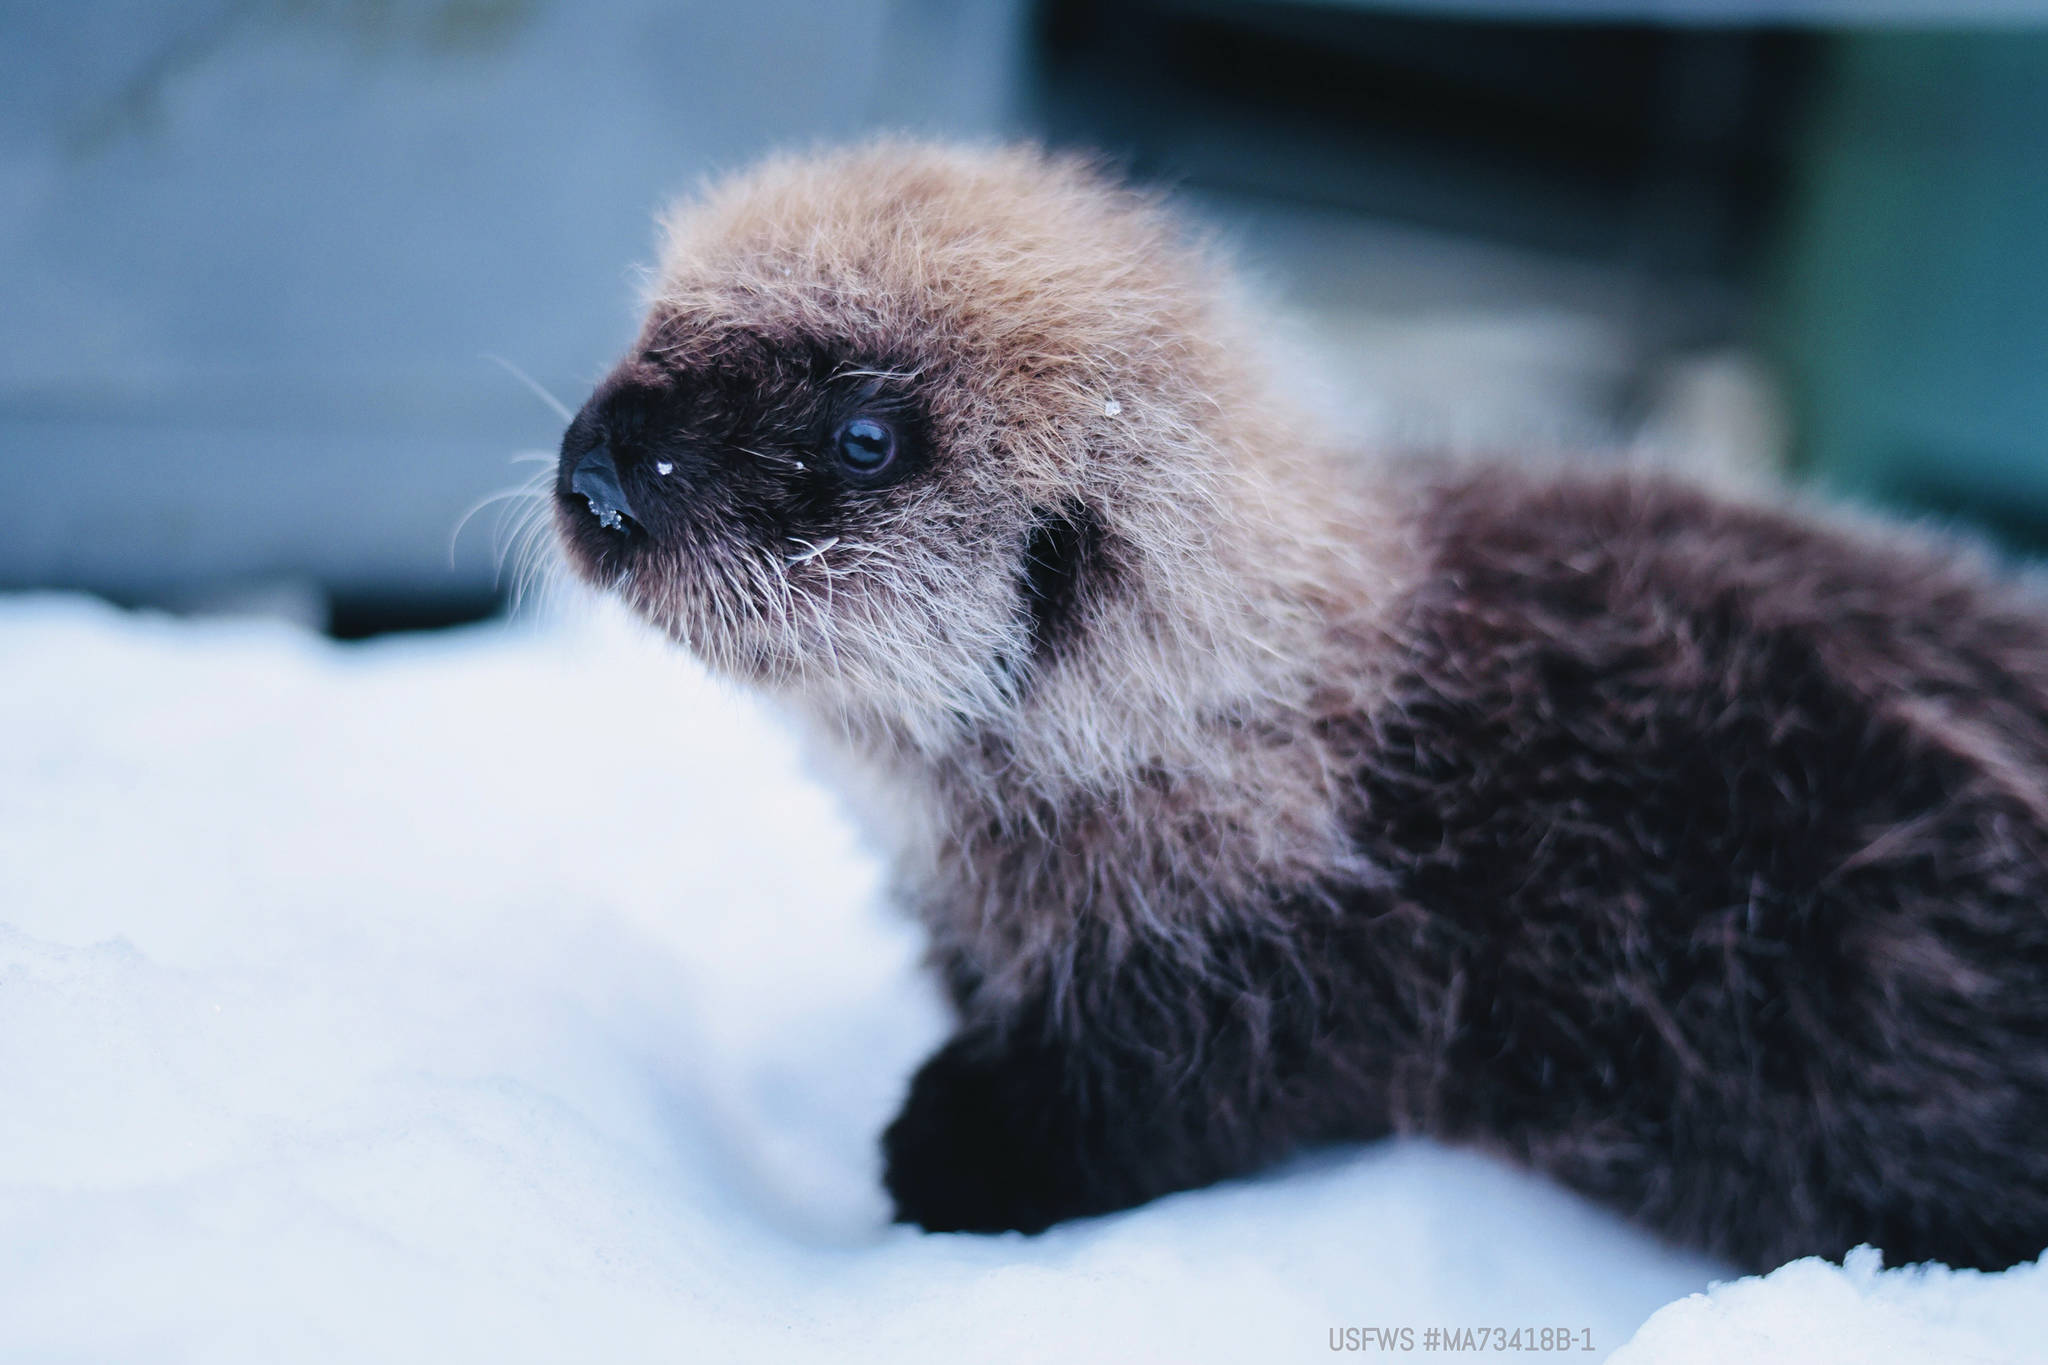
[2, 593, 2042, 1363]
[1613, 1248, 2048, 1365]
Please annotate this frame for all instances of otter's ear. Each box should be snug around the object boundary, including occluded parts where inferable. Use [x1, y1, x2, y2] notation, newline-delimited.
[1020, 503, 1104, 665]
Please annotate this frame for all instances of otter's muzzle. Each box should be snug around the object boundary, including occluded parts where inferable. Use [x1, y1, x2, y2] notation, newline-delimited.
[570, 443, 638, 533]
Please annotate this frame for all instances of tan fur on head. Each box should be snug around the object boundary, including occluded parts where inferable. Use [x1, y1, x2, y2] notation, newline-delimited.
[655, 147, 1410, 722]
[561, 139, 1420, 998]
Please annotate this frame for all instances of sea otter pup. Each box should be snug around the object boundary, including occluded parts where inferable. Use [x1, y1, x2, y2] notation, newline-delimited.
[552, 141, 2048, 1272]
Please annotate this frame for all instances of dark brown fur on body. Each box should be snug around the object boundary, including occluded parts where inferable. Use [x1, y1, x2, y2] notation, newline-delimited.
[1355, 472, 2048, 1270]
[553, 142, 2048, 1271]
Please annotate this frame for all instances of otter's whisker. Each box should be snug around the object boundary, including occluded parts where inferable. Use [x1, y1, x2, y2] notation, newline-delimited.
[449, 474, 549, 570]
[784, 536, 840, 565]
[484, 353, 575, 423]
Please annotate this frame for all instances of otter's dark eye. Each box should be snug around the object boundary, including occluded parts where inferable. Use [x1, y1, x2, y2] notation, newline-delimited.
[834, 416, 896, 476]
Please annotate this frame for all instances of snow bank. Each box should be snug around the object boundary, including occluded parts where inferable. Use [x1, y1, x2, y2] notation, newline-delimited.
[1613, 1248, 2048, 1364]
[1, 594, 2038, 1362]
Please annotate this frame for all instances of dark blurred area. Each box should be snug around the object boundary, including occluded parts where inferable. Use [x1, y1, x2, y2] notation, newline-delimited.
[1037, 1, 1816, 274]
[3, 0, 2046, 637]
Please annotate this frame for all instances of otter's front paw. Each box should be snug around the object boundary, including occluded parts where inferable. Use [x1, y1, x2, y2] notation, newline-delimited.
[882, 1034, 1081, 1234]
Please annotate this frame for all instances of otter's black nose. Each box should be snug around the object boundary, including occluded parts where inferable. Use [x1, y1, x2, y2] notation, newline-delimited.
[570, 442, 638, 533]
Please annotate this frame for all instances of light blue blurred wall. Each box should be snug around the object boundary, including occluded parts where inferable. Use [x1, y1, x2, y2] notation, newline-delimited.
[0, 0, 1028, 607]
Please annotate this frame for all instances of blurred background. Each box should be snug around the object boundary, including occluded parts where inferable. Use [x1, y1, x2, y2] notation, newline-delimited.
[3, 0, 2046, 637]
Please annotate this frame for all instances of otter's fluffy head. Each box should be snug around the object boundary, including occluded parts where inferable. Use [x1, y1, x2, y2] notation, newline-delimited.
[555, 141, 1353, 756]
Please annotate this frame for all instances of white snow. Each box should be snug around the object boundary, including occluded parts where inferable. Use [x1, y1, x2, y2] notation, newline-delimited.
[2, 593, 2041, 1363]
[1613, 1248, 2048, 1365]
